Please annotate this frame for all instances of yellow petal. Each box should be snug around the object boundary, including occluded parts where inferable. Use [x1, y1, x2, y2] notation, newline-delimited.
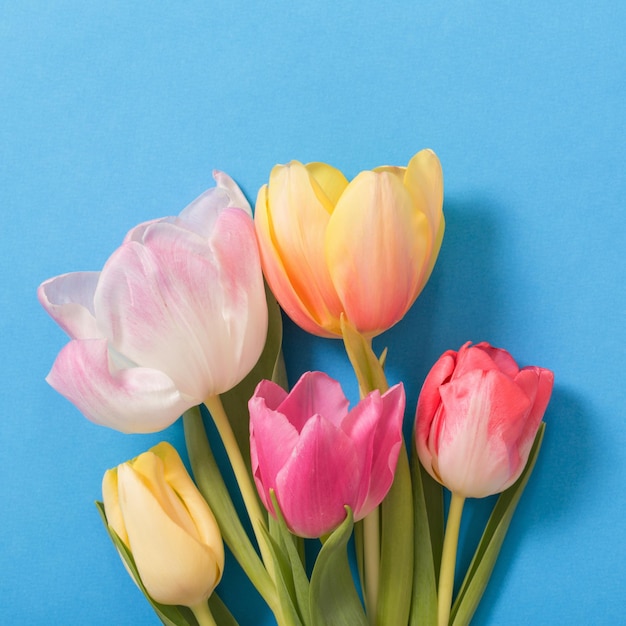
[372, 165, 406, 181]
[404, 149, 444, 241]
[262, 162, 343, 334]
[326, 170, 431, 336]
[130, 449, 199, 540]
[151, 442, 224, 555]
[305, 162, 349, 208]
[102, 467, 129, 547]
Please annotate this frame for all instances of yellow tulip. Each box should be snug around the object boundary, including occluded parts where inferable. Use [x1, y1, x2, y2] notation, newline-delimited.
[255, 149, 444, 338]
[102, 442, 224, 608]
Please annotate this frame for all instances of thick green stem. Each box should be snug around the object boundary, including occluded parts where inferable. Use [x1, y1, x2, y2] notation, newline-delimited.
[438, 493, 466, 626]
[204, 396, 268, 549]
[190, 601, 218, 626]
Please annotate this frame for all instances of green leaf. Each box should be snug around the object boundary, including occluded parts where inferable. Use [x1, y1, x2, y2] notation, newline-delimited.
[340, 316, 388, 394]
[258, 525, 306, 626]
[408, 435, 442, 626]
[309, 508, 368, 626]
[450, 423, 546, 626]
[220, 283, 286, 470]
[267, 493, 310, 624]
[182, 408, 277, 608]
[377, 442, 414, 625]
[96, 502, 198, 626]
[208, 594, 240, 626]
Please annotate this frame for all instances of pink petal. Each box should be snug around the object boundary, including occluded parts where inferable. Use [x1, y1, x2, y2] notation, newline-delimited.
[251, 379, 289, 412]
[510, 366, 554, 477]
[437, 369, 532, 497]
[276, 416, 360, 537]
[46, 339, 193, 433]
[277, 371, 349, 432]
[212, 170, 252, 216]
[474, 342, 520, 378]
[248, 395, 299, 513]
[415, 350, 457, 469]
[38, 272, 103, 340]
[343, 384, 405, 518]
[95, 208, 266, 400]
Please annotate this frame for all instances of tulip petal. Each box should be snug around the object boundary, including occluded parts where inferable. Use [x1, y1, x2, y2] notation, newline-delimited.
[404, 149, 444, 241]
[511, 367, 554, 477]
[38, 272, 103, 340]
[474, 342, 520, 378]
[259, 162, 344, 335]
[305, 162, 349, 207]
[326, 170, 431, 336]
[95, 208, 266, 400]
[452, 342, 519, 380]
[150, 442, 225, 555]
[342, 384, 405, 518]
[212, 169, 253, 216]
[118, 463, 222, 607]
[277, 371, 349, 431]
[277, 416, 361, 537]
[437, 369, 532, 497]
[256, 185, 334, 337]
[46, 339, 193, 433]
[249, 397, 300, 513]
[102, 468, 129, 546]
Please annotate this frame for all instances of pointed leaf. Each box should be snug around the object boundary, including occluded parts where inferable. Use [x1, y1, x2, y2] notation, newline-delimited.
[268, 493, 310, 623]
[408, 435, 442, 626]
[208, 594, 240, 626]
[377, 442, 414, 625]
[450, 423, 546, 626]
[309, 507, 368, 626]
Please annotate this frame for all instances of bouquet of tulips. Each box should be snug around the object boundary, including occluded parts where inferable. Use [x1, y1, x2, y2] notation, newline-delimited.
[39, 151, 553, 626]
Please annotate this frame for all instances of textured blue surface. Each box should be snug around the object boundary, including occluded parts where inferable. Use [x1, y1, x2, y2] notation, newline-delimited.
[2, 2, 625, 624]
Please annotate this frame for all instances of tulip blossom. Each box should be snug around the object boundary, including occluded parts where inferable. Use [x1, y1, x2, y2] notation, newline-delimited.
[415, 341, 554, 498]
[254, 149, 444, 338]
[102, 442, 224, 608]
[38, 172, 268, 433]
[249, 371, 405, 538]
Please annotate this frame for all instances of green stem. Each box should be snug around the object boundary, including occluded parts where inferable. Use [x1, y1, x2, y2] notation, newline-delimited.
[438, 493, 466, 626]
[190, 601, 218, 626]
[363, 507, 380, 625]
[203, 396, 278, 597]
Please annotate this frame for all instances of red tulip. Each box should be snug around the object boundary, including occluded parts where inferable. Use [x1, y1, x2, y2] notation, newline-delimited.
[415, 342, 553, 497]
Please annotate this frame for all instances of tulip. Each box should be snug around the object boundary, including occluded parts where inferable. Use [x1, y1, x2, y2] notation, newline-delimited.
[254, 149, 444, 338]
[102, 442, 224, 609]
[415, 341, 554, 498]
[249, 371, 405, 538]
[38, 172, 268, 433]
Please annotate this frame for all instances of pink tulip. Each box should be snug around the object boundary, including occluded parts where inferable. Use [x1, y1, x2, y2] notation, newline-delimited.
[249, 371, 405, 538]
[415, 342, 554, 498]
[39, 172, 268, 433]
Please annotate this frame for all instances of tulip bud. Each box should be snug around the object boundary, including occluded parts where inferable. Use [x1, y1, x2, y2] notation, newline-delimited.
[254, 150, 444, 338]
[249, 371, 405, 537]
[415, 342, 554, 498]
[102, 442, 224, 607]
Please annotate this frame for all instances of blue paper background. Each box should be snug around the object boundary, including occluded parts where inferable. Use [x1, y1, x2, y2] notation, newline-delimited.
[2, 1, 624, 624]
